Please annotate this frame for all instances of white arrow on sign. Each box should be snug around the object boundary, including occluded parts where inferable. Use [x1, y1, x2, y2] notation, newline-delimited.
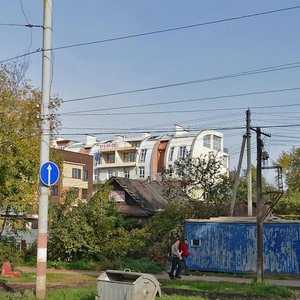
[47, 164, 52, 186]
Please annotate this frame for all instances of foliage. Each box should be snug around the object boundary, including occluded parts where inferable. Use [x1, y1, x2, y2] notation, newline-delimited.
[0, 63, 60, 236]
[278, 147, 300, 193]
[48, 183, 150, 261]
[234, 165, 279, 204]
[164, 152, 231, 204]
[120, 257, 163, 273]
[0, 237, 21, 266]
[275, 148, 300, 214]
[274, 191, 300, 215]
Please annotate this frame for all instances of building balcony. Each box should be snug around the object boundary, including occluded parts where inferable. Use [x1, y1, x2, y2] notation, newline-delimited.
[98, 143, 137, 153]
[95, 161, 136, 168]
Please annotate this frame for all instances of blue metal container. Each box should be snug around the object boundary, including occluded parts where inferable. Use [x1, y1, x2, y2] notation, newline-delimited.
[185, 219, 300, 275]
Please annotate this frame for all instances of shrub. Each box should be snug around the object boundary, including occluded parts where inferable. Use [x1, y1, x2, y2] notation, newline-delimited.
[0, 237, 22, 267]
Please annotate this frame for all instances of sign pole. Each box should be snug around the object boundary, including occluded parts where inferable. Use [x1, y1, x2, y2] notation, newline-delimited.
[36, 0, 53, 299]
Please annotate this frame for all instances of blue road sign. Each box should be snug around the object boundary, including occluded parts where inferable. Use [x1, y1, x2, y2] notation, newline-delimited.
[40, 161, 60, 186]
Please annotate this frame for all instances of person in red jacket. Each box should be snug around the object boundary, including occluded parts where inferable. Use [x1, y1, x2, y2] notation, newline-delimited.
[180, 239, 190, 275]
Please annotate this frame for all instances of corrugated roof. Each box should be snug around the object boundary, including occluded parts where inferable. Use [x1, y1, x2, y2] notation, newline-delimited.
[109, 177, 168, 214]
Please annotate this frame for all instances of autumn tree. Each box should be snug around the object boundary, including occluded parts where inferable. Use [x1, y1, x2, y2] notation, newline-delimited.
[0, 63, 60, 236]
[274, 147, 300, 216]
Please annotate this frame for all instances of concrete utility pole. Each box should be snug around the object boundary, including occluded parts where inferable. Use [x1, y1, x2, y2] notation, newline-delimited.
[256, 127, 263, 282]
[246, 109, 252, 216]
[230, 134, 246, 216]
[36, 0, 53, 299]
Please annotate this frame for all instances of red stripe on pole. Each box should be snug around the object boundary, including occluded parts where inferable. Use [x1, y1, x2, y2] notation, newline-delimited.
[37, 233, 48, 248]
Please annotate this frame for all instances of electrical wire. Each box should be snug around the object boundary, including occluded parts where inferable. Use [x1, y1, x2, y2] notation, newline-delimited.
[1, 5, 300, 63]
[60, 87, 300, 114]
[60, 102, 300, 117]
[62, 63, 300, 104]
[0, 23, 42, 28]
[47, 5, 300, 52]
[53, 123, 300, 137]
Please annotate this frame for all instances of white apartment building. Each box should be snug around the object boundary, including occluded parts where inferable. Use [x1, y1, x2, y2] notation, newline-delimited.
[55, 124, 229, 182]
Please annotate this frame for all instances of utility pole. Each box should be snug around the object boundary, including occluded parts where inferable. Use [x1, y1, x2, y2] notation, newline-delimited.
[230, 134, 246, 216]
[36, 0, 53, 299]
[256, 127, 263, 282]
[246, 109, 252, 216]
[254, 127, 270, 282]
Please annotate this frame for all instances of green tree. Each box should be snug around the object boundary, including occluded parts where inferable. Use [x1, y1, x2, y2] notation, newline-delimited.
[235, 165, 276, 203]
[48, 183, 149, 262]
[163, 152, 231, 214]
[0, 63, 60, 236]
[278, 147, 300, 193]
[274, 148, 300, 216]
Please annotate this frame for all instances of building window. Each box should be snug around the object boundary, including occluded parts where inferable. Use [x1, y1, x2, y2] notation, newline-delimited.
[83, 170, 88, 181]
[107, 153, 115, 164]
[168, 147, 174, 161]
[51, 186, 58, 196]
[139, 167, 145, 178]
[203, 134, 211, 148]
[139, 149, 147, 162]
[222, 156, 228, 168]
[94, 169, 100, 181]
[108, 169, 113, 179]
[178, 146, 187, 160]
[213, 135, 222, 151]
[72, 168, 81, 179]
[124, 152, 136, 162]
[82, 189, 88, 199]
[192, 239, 200, 247]
[94, 153, 102, 165]
[124, 168, 130, 178]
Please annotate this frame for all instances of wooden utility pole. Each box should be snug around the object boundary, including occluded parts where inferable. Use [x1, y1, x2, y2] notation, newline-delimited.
[246, 109, 252, 216]
[256, 127, 263, 282]
[255, 127, 271, 282]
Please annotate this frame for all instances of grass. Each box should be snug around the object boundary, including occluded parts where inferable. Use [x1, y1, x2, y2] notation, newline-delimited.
[0, 272, 294, 299]
[0, 272, 95, 287]
[0, 289, 205, 300]
[32, 257, 165, 273]
[161, 280, 293, 298]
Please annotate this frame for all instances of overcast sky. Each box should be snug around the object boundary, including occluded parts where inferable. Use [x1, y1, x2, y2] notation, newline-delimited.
[1, 1, 300, 181]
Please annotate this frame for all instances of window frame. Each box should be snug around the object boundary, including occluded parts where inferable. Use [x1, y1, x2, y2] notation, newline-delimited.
[168, 146, 175, 161]
[203, 134, 211, 148]
[213, 135, 222, 151]
[139, 149, 147, 163]
[178, 146, 187, 160]
[139, 166, 145, 178]
[72, 168, 81, 179]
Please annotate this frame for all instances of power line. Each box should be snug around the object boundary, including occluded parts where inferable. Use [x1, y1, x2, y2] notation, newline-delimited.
[60, 87, 300, 115]
[62, 108, 244, 117]
[48, 5, 300, 52]
[0, 23, 42, 28]
[55, 123, 300, 137]
[60, 102, 300, 118]
[1, 5, 300, 64]
[61, 63, 300, 104]
[0, 49, 42, 64]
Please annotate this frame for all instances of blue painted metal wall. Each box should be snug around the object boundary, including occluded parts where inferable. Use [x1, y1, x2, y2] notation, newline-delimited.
[185, 221, 300, 275]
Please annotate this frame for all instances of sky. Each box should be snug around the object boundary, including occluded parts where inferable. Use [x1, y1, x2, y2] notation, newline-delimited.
[0, 0, 300, 183]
